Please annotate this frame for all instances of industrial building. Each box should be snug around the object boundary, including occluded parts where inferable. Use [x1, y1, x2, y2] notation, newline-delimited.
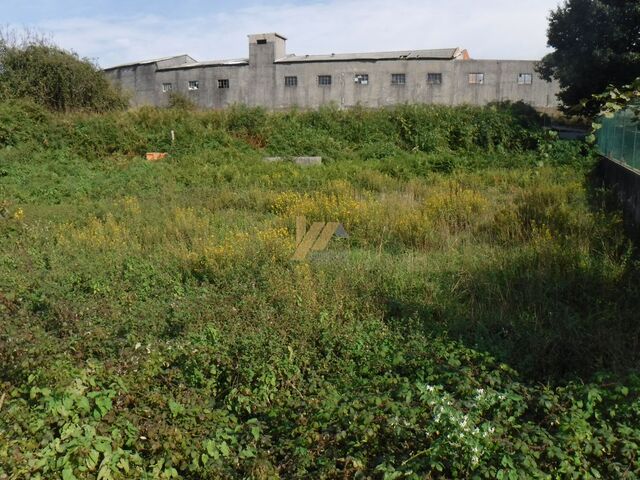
[104, 33, 560, 110]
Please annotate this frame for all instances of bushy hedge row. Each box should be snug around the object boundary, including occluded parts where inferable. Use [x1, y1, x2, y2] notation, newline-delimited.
[0, 100, 553, 160]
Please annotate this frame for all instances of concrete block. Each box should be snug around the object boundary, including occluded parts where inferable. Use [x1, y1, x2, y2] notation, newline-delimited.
[294, 156, 322, 166]
[262, 156, 322, 166]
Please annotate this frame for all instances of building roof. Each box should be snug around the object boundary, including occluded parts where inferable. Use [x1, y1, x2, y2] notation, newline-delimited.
[104, 46, 467, 72]
[249, 32, 287, 41]
[275, 48, 464, 63]
[157, 58, 249, 71]
[104, 54, 197, 71]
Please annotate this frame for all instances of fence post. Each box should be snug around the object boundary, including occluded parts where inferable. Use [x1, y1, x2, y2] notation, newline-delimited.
[632, 126, 640, 169]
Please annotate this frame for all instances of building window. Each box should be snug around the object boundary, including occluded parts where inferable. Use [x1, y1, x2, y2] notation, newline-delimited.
[218, 79, 230, 89]
[285, 76, 298, 87]
[162, 83, 173, 93]
[257, 39, 267, 45]
[469, 73, 485, 85]
[427, 73, 442, 85]
[188, 80, 199, 91]
[354, 73, 369, 85]
[391, 73, 406, 85]
[518, 73, 533, 85]
[318, 75, 332, 86]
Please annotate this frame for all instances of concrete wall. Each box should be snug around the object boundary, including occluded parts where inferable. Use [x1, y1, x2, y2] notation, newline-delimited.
[104, 34, 560, 110]
[596, 156, 640, 239]
[273, 59, 453, 109]
[271, 59, 557, 109]
[155, 66, 250, 108]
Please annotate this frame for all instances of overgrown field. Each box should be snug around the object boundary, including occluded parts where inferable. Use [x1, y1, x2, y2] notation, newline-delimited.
[1, 101, 640, 479]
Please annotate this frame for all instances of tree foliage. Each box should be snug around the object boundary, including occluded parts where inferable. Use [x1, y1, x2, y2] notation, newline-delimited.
[593, 77, 640, 119]
[0, 30, 127, 112]
[538, 0, 640, 116]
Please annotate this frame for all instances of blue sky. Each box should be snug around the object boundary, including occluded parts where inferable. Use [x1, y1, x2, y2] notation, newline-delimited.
[3, 0, 563, 68]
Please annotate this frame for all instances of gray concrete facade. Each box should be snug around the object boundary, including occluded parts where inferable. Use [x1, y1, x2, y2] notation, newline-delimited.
[104, 33, 560, 111]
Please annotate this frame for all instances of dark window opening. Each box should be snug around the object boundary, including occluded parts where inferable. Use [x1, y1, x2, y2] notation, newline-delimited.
[354, 74, 369, 85]
[427, 73, 442, 85]
[391, 73, 406, 85]
[318, 75, 332, 86]
[257, 39, 267, 45]
[218, 79, 230, 89]
[469, 73, 485, 85]
[285, 76, 298, 87]
[518, 73, 533, 85]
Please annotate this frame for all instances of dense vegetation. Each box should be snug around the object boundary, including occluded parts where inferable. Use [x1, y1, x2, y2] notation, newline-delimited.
[0, 34, 127, 112]
[1, 101, 640, 479]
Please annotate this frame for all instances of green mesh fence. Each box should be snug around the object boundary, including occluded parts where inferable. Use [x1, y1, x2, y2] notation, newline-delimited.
[597, 108, 640, 170]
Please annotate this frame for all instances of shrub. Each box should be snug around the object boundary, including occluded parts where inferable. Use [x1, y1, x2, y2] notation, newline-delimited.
[167, 92, 197, 111]
[0, 99, 55, 148]
[0, 33, 127, 112]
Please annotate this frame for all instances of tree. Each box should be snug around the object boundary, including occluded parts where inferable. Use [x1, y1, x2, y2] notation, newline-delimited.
[538, 0, 640, 116]
[0, 29, 127, 112]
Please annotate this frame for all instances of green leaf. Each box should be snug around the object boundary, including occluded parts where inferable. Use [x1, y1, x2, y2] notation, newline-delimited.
[77, 396, 91, 414]
[168, 399, 185, 417]
[117, 457, 130, 473]
[94, 396, 112, 417]
[62, 468, 77, 480]
[97, 464, 113, 480]
[218, 441, 230, 458]
[205, 440, 216, 457]
[239, 448, 256, 459]
[86, 449, 100, 470]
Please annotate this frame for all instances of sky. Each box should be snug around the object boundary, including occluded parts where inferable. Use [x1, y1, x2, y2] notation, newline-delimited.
[2, 0, 564, 68]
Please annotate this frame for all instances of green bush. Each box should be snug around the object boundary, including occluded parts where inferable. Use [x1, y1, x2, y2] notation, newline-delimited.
[0, 99, 56, 148]
[0, 39, 127, 112]
[0, 101, 554, 161]
[167, 92, 197, 111]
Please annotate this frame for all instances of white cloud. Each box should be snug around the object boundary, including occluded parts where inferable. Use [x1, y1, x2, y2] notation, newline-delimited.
[36, 0, 562, 68]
